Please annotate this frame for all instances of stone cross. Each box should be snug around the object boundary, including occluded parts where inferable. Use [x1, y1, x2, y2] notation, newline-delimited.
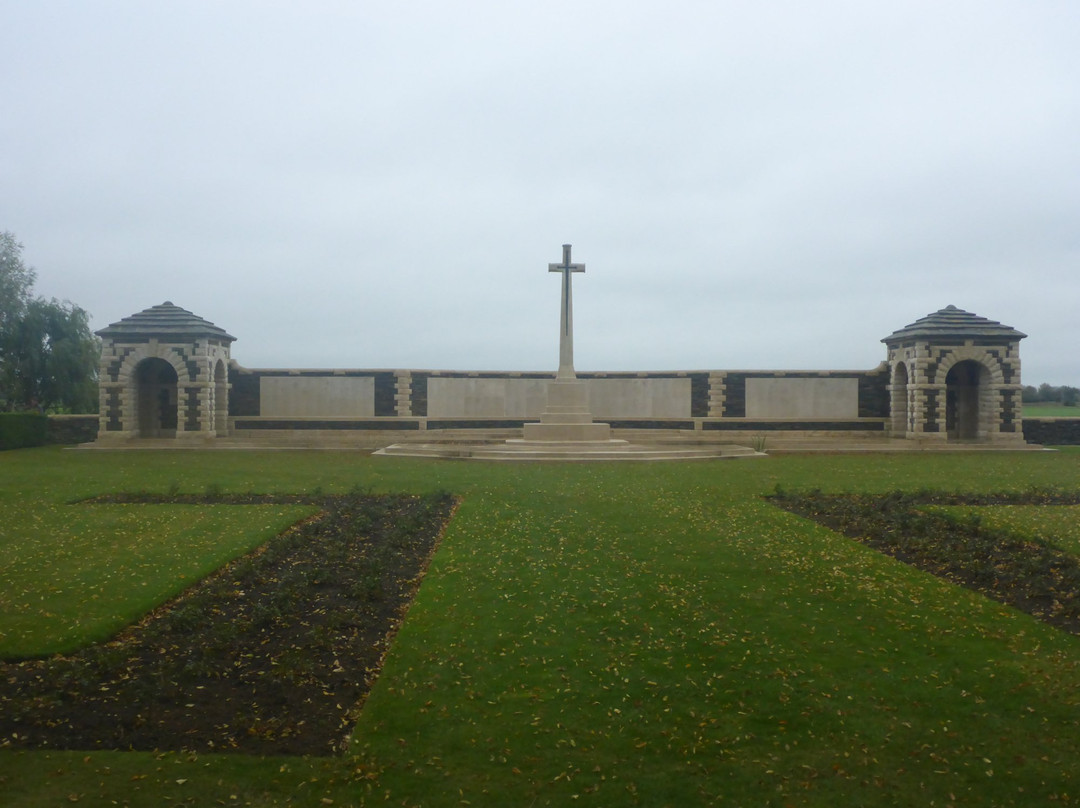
[548, 243, 585, 380]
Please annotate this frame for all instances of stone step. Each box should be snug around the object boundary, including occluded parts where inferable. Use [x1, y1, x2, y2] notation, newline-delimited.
[374, 441, 763, 462]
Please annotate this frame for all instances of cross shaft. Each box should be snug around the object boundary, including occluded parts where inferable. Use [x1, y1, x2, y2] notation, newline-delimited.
[548, 244, 585, 379]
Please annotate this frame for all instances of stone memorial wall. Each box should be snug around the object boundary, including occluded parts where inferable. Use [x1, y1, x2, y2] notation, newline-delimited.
[90, 301, 1033, 447]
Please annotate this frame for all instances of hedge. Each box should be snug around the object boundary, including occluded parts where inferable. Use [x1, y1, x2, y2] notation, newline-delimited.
[0, 412, 50, 450]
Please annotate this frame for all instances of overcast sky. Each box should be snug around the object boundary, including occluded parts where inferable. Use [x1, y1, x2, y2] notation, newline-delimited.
[2, 1, 1077, 384]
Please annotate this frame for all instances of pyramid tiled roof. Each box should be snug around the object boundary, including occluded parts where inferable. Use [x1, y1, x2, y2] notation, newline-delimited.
[882, 305, 1026, 344]
[95, 302, 236, 342]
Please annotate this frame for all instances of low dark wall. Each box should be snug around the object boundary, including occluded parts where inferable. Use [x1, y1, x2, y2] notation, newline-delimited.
[1023, 419, 1080, 446]
[48, 414, 99, 445]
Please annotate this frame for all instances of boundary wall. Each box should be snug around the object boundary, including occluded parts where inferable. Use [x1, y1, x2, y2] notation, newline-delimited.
[226, 364, 892, 440]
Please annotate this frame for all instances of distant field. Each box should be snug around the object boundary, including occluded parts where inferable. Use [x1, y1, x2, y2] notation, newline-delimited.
[2, 447, 1080, 807]
[1024, 403, 1080, 417]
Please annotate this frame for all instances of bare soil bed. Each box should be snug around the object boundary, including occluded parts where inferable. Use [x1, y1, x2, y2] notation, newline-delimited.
[0, 491, 456, 756]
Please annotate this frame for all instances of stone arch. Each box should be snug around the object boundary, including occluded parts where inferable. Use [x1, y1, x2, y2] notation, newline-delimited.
[933, 348, 1005, 441]
[932, 347, 1005, 386]
[889, 361, 910, 436]
[119, 349, 192, 438]
[133, 357, 180, 437]
[944, 360, 990, 439]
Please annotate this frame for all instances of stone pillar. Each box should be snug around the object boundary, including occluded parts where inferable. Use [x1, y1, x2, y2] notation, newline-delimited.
[395, 371, 412, 417]
[708, 372, 726, 418]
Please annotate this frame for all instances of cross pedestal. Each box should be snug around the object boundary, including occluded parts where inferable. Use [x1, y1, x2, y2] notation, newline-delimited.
[522, 379, 614, 441]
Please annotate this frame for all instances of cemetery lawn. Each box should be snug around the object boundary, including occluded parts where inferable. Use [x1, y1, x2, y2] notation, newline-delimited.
[2, 446, 1080, 806]
[1024, 403, 1080, 417]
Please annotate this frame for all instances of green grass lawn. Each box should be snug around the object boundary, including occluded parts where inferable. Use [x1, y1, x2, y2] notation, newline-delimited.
[0, 502, 315, 657]
[1023, 403, 1080, 417]
[929, 505, 1080, 555]
[2, 446, 1080, 806]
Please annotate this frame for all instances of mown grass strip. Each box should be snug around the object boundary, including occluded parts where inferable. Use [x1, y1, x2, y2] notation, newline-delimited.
[0, 504, 316, 657]
[929, 504, 1080, 556]
[769, 488, 1080, 634]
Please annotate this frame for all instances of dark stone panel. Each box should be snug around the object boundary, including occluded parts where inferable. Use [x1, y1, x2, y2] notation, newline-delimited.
[107, 388, 122, 429]
[170, 347, 199, 382]
[184, 388, 200, 431]
[234, 419, 420, 431]
[691, 374, 709, 417]
[373, 372, 397, 416]
[1001, 389, 1017, 426]
[425, 420, 527, 430]
[106, 348, 136, 383]
[411, 373, 429, 417]
[723, 374, 746, 418]
[704, 420, 885, 431]
[858, 369, 890, 417]
[924, 390, 939, 431]
[1003, 366, 1014, 385]
[229, 368, 261, 416]
[1023, 418, 1080, 445]
[608, 420, 695, 430]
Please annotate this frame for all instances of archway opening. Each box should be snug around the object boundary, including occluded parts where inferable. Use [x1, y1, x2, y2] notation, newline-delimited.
[214, 359, 228, 435]
[136, 358, 178, 438]
[891, 362, 910, 436]
[945, 360, 987, 440]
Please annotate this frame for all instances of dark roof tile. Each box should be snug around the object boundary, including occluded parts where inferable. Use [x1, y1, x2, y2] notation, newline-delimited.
[883, 305, 1025, 344]
[95, 302, 236, 342]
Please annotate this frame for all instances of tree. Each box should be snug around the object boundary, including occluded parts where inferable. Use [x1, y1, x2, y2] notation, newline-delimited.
[0, 233, 99, 412]
[0, 232, 36, 350]
[1023, 383, 1080, 407]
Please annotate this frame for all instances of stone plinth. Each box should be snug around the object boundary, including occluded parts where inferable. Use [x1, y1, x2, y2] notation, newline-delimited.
[521, 380, 617, 442]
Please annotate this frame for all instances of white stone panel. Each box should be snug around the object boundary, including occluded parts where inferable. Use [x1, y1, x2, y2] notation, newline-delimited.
[586, 378, 691, 417]
[428, 378, 549, 417]
[745, 377, 858, 418]
[261, 376, 375, 417]
[426, 376, 692, 418]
